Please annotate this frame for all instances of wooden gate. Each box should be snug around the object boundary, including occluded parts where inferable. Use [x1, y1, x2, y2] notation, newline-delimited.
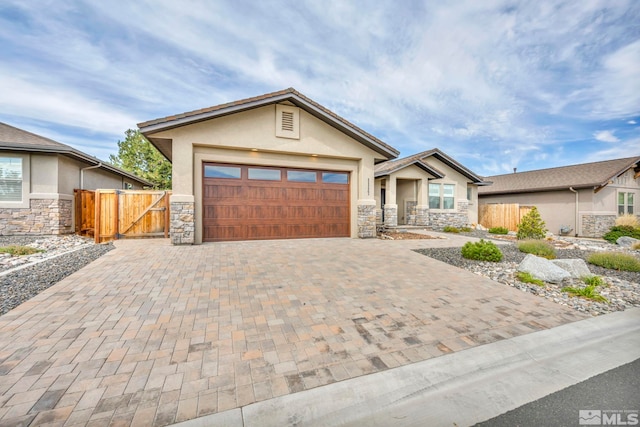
[478, 203, 533, 231]
[75, 189, 171, 243]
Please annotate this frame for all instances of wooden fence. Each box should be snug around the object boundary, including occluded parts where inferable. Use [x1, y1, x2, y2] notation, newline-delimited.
[75, 189, 171, 243]
[478, 203, 533, 231]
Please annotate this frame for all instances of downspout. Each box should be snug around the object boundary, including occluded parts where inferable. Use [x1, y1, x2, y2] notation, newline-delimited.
[569, 187, 578, 237]
[80, 163, 102, 189]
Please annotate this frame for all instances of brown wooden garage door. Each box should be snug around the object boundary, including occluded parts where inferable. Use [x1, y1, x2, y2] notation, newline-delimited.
[203, 163, 350, 242]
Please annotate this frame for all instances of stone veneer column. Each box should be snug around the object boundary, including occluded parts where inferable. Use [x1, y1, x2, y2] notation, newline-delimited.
[414, 205, 429, 226]
[357, 201, 376, 238]
[383, 204, 398, 227]
[170, 195, 195, 245]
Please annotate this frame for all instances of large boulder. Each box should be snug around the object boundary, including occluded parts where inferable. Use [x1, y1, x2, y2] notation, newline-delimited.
[551, 259, 591, 279]
[517, 254, 571, 283]
[617, 236, 640, 248]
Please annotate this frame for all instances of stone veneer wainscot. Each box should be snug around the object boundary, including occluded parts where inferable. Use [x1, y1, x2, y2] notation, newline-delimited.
[0, 199, 73, 235]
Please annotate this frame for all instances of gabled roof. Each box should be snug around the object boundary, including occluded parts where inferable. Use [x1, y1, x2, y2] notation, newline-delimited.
[375, 148, 486, 184]
[478, 156, 640, 195]
[0, 122, 153, 187]
[137, 87, 400, 161]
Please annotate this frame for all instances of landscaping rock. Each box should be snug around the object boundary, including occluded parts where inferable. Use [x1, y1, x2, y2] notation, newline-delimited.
[551, 259, 591, 279]
[517, 254, 571, 283]
[617, 236, 639, 248]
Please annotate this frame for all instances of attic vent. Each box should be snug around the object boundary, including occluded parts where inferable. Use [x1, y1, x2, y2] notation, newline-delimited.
[275, 104, 300, 139]
[281, 111, 294, 132]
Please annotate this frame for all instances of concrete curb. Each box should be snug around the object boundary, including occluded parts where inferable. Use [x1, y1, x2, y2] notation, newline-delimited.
[172, 308, 640, 427]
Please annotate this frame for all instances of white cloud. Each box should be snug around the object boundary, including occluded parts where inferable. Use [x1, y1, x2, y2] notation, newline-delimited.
[629, 120, 637, 124]
[0, 0, 638, 175]
[593, 130, 620, 143]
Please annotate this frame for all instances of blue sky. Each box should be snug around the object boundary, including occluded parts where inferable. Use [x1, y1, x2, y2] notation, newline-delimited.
[0, 0, 638, 176]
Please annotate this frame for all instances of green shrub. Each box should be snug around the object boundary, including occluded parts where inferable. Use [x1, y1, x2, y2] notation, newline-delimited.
[516, 271, 544, 286]
[0, 245, 42, 256]
[561, 285, 608, 303]
[517, 240, 557, 260]
[587, 252, 640, 272]
[602, 225, 640, 244]
[582, 275, 606, 287]
[460, 226, 472, 232]
[443, 226, 460, 233]
[516, 206, 547, 240]
[488, 226, 509, 235]
[461, 239, 503, 262]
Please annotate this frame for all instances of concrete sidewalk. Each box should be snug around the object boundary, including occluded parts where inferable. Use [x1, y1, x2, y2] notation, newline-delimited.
[179, 307, 640, 427]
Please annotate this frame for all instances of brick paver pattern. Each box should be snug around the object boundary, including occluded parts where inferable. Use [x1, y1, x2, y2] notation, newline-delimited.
[0, 237, 587, 426]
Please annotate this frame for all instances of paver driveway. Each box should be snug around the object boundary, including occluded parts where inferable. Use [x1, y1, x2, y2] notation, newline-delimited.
[0, 236, 587, 426]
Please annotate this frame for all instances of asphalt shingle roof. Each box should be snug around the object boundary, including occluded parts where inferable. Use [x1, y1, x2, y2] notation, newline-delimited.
[375, 148, 484, 183]
[479, 157, 640, 194]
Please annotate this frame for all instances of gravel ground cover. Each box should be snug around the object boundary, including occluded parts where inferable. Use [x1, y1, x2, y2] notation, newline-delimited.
[415, 237, 640, 316]
[0, 236, 114, 316]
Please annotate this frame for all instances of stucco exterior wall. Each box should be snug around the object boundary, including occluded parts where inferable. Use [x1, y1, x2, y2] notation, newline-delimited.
[151, 104, 385, 244]
[479, 191, 576, 235]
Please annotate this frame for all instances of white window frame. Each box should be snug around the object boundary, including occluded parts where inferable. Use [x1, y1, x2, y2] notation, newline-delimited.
[429, 182, 456, 210]
[0, 153, 30, 209]
[618, 191, 635, 215]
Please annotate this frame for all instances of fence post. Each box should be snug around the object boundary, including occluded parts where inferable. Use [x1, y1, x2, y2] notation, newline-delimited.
[94, 190, 101, 243]
[164, 191, 170, 238]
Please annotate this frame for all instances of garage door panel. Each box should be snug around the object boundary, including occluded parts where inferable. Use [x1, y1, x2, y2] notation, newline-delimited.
[285, 188, 322, 201]
[245, 206, 286, 219]
[203, 163, 350, 242]
[245, 186, 286, 200]
[205, 225, 244, 241]
[204, 184, 243, 199]
[246, 224, 286, 239]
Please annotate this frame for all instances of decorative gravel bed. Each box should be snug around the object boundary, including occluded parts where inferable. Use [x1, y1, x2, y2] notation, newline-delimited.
[0, 236, 114, 316]
[415, 241, 640, 316]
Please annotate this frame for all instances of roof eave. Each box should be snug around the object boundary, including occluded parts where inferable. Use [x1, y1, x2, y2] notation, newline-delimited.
[138, 91, 400, 161]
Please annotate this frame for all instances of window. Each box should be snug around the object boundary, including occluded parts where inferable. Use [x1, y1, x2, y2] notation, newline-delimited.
[429, 183, 455, 209]
[0, 157, 23, 202]
[619, 192, 635, 215]
[287, 170, 316, 182]
[443, 184, 455, 209]
[204, 165, 241, 179]
[467, 186, 473, 203]
[322, 172, 348, 184]
[428, 183, 440, 209]
[248, 168, 280, 181]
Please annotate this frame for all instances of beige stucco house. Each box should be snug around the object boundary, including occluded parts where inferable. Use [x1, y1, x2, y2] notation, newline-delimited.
[374, 149, 487, 229]
[0, 122, 151, 235]
[478, 157, 640, 237]
[139, 88, 400, 244]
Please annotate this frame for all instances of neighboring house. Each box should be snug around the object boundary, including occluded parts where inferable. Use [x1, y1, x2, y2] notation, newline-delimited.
[374, 149, 487, 229]
[478, 157, 640, 238]
[138, 88, 400, 244]
[0, 122, 152, 235]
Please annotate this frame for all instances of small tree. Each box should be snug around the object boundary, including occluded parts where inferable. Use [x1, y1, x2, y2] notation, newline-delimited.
[109, 129, 172, 189]
[517, 206, 547, 240]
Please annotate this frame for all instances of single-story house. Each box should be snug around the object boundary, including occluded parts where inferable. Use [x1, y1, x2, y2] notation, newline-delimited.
[0, 122, 151, 235]
[139, 88, 488, 244]
[478, 157, 640, 237]
[139, 88, 400, 244]
[374, 149, 487, 229]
